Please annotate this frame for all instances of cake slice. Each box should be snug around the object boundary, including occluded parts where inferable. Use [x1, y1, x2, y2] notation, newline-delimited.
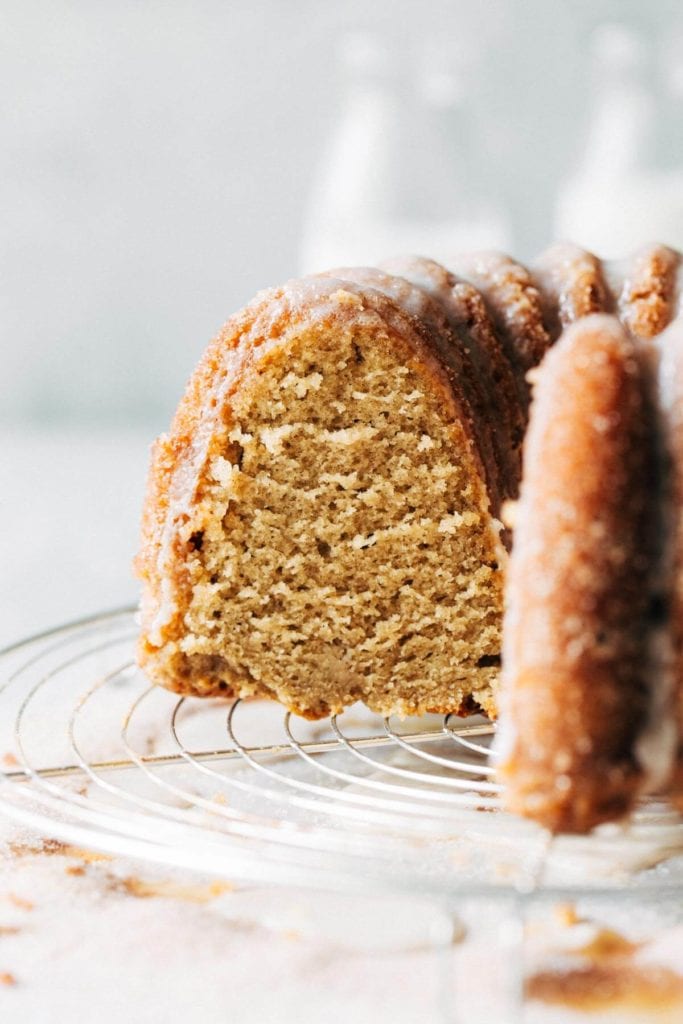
[135, 274, 506, 718]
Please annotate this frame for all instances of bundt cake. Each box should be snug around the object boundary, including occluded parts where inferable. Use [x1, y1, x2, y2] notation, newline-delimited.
[136, 243, 683, 796]
[494, 315, 665, 833]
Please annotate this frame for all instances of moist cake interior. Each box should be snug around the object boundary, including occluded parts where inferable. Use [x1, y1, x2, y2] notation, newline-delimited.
[170, 319, 503, 718]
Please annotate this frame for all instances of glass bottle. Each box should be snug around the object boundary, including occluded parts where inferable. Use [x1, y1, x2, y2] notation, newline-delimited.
[554, 22, 683, 255]
[299, 32, 510, 274]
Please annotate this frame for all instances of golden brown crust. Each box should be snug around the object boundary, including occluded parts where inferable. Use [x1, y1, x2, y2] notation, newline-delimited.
[497, 315, 660, 833]
[152, 669, 484, 721]
[135, 287, 271, 671]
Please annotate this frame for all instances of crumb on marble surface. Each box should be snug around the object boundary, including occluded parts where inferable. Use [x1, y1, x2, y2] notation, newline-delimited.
[526, 963, 683, 1013]
[114, 876, 233, 903]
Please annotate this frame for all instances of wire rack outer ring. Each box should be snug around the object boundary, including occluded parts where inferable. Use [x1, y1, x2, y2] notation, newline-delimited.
[1, 607, 683, 899]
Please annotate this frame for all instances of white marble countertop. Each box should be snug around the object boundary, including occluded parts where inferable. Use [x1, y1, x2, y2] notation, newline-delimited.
[2, 426, 683, 1023]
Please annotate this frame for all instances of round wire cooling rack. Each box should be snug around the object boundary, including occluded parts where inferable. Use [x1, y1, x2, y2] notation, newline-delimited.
[2, 607, 683, 899]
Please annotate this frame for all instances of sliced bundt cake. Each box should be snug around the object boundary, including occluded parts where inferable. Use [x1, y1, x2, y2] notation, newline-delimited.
[136, 273, 509, 719]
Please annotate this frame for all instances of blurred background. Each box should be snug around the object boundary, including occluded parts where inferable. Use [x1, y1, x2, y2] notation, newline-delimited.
[3, 0, 683, 637]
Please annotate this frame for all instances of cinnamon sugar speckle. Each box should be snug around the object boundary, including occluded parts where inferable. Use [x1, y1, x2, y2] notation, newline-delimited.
[6, 894, 33, 912]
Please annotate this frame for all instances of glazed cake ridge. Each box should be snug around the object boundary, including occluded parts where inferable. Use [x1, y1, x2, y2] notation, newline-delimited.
[448, 250, 552, 375]
[495, 314, 663, 833]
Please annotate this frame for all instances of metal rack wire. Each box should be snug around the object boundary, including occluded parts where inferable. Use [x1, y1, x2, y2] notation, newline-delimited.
[1, 607, 683, 899]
